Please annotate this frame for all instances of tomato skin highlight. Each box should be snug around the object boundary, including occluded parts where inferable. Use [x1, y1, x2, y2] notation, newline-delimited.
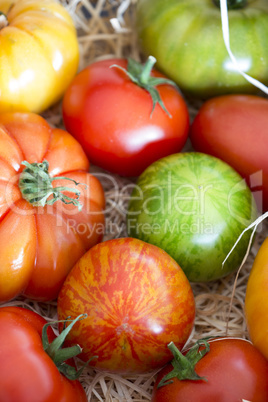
[152, 338, 268, 402]
[57, 237, 195, 374]
[62, 58, 189, 177]
[190, 94, 268, 212]
[0, 306, 87, 402]
[245, 237, 268, 360]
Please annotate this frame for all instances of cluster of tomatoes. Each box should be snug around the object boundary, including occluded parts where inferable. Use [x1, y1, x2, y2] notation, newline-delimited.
[1, 1, 268, 402]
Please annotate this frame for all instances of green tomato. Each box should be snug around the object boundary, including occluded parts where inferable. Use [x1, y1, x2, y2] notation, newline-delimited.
[127, 152, 257, 282]
[136, 0, 268, 97]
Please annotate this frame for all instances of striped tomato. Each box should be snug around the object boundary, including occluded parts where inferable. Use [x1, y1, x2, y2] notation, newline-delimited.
[136, 0, 268, 97]
[127, 152, 258, 282]
[57, 237, 195, 374]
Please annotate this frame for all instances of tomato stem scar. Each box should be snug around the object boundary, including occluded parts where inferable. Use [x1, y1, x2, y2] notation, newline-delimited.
[19, 160, 86, 211]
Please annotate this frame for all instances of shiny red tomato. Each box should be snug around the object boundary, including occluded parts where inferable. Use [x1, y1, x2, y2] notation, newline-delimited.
[190, 95, 268, 212]
[62, 57, 189, 176]
[57, 237, 195, 374]
[0, 306, 87, 402]
[152, 337, 268, 402]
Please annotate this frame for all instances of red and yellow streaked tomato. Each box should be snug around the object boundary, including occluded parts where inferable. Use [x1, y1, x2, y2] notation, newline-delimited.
[57, 237, 195, 374]
[245, 236, 268, 360]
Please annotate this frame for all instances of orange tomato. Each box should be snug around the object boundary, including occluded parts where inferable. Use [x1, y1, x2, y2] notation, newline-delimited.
[0, 0, 79, 113]
[0, 112, 105, 303]
[57, 237, 195, 374]
[245, 236, 268, 359]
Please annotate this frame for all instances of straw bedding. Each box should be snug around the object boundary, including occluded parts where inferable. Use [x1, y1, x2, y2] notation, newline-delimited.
[2, 1, 267, 400]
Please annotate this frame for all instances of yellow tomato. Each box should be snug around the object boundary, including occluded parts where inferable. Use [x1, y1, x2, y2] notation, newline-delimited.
[245, 237, 268, 359]
[0, 0, 79, 113]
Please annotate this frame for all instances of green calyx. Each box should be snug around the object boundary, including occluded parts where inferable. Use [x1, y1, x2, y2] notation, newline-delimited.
[19, 160, 84, 211]
[157, 340, 210, 388]
[110, 56, 179, 117]
[42, 314, 97, 381]
[213, 0, 247, 9]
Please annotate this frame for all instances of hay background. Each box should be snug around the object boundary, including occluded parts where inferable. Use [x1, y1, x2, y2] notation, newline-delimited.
[2, 1, 267, 401]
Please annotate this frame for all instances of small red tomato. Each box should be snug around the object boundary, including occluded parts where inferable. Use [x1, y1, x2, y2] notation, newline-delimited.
[152, 337, 268, 402]
[62, 56, 189, 176]
[0, 306, 87, 402]
[57, 237, 195, 374]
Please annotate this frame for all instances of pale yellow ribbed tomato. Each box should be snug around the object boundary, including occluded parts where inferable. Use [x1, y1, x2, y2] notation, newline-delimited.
[0, 0, 79, 113]
[245, 237, 268, 360]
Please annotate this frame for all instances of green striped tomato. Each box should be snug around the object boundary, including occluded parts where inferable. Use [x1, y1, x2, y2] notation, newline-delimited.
[136, 0, 268, 97]
[127, 152, 257, 282]
[57, 237, 195, 374]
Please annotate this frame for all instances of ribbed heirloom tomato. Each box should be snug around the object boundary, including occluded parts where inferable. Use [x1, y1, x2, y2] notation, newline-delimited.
[0, 306, 87, 402]
[0, 0, 79, 113]
[57, 237, 195, 374]
[0, 112, 105, 303]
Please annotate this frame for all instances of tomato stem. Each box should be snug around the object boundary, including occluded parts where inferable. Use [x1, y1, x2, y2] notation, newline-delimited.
[19, 160, 85, 211]
[157, 340, 210, 388]
[213, 0, 247, 9]
[0, 13, 8, 29]
[110, 56, 179, 117]
[139, 55, 157, 84]
[42, 314, 97, 381]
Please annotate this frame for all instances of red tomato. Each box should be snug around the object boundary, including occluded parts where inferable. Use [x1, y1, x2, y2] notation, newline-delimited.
[152, 337, 268, 402]
[190, 95, 268, 212]
[0, 306, 87, 402]
[57, 237, 195, 374]
[62, 57, 189, 176]
[0, 112, 105, 303]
